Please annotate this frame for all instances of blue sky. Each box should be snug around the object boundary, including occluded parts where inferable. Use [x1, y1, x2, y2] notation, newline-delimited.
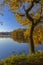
[0, 4, 28, 32]
[0, 1, 40, 32]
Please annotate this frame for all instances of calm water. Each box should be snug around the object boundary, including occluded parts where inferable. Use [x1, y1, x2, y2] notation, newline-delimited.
[0, 37, 43, 60]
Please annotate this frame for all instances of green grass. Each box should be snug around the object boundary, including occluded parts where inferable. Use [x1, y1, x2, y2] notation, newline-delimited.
[0, 51, 43, 65]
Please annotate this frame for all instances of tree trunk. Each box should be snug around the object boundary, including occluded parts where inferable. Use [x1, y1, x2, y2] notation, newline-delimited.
[29, 24, 35, 53]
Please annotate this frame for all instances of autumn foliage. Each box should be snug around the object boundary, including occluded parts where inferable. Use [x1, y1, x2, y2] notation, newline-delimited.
[2, 0, 43, 53]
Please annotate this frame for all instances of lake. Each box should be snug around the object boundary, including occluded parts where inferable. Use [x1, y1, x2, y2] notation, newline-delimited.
[0, 37, 43, 60]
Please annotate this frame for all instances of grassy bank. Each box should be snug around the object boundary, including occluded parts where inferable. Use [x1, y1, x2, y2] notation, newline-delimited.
[0, 51, 43, 65]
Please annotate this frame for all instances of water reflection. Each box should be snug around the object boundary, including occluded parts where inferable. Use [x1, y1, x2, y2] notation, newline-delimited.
[0, 36, 43, 60]
[0, 37, 29, 60]
[11, 36, 43, 49]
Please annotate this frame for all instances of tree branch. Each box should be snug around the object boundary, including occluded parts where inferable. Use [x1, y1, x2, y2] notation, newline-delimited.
[25, 0, 40, 13]
[23, 0, 40, 24]
[23, 5, 34, 23]
[17, 12, 25, 17]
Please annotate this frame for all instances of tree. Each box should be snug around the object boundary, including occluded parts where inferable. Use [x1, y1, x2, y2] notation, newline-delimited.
[1, 0, 43, 53]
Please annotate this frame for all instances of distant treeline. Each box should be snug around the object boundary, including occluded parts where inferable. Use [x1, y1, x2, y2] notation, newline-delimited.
[10, 28, 29, 43]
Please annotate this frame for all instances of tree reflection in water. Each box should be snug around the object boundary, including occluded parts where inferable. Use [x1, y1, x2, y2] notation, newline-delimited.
[11, 36, 39, 49]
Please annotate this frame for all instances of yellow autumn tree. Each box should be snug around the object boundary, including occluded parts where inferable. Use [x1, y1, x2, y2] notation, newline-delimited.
[1, 0, 43, 53]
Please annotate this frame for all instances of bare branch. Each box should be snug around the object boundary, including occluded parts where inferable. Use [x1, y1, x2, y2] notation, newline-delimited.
[23, 5, 34, 23]
[25, 0, 40, 13]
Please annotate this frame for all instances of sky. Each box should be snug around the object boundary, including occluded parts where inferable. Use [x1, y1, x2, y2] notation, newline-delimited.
[0, 4, 28, 32]
[0, 1, 40, 32]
